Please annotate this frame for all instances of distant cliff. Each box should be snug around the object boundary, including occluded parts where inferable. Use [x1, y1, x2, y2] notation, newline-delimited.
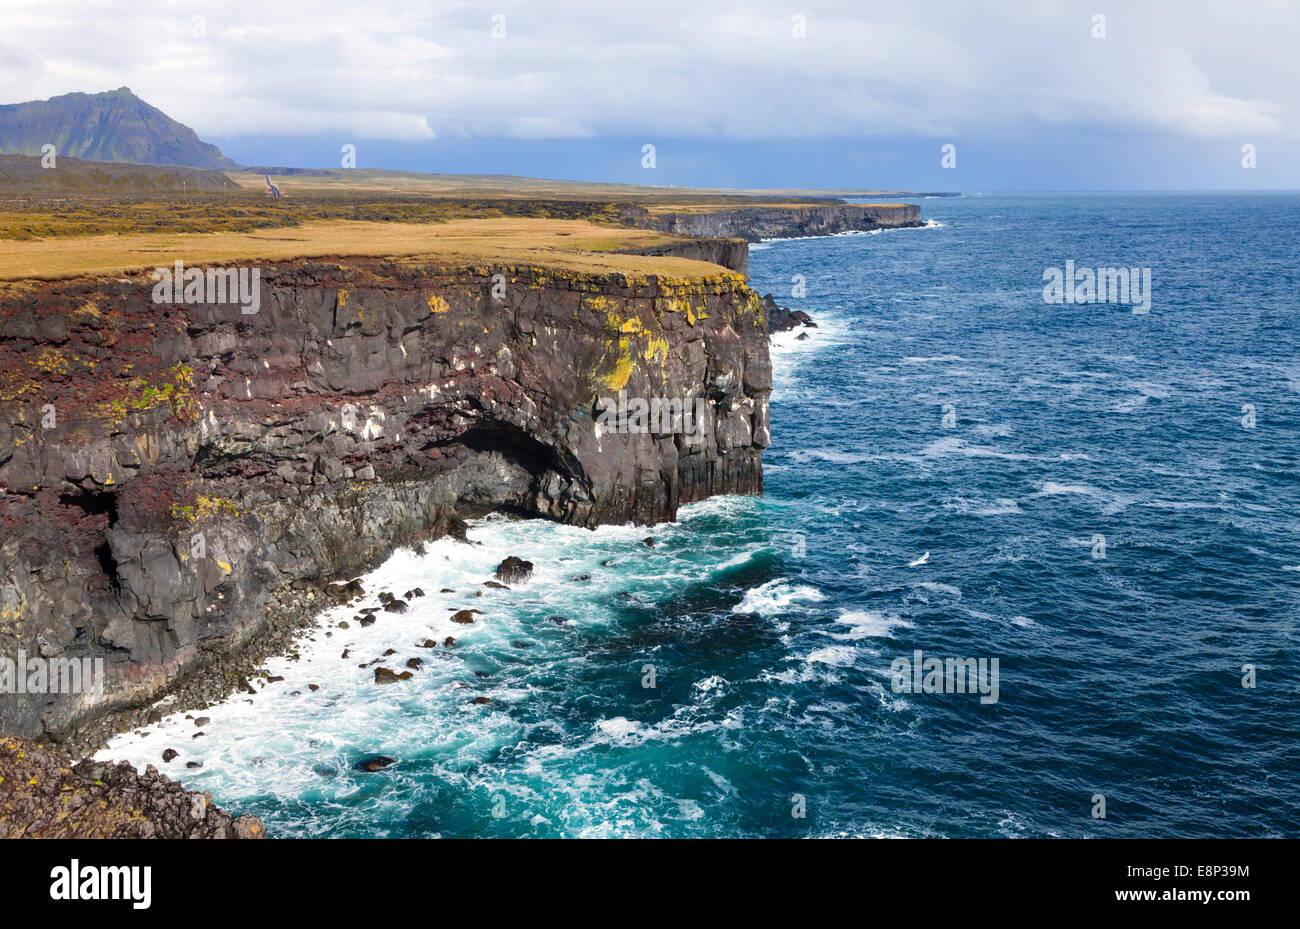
[0, 261, 769, 743]
[0, 88, 240, 171]
[639, 203, 922, 241]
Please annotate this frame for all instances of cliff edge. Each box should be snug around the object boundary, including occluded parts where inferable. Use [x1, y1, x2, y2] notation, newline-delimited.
[0, 259, 770, 745]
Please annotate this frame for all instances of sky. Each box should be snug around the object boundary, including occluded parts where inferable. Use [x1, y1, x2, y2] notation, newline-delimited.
[2, 0, 1298, 190]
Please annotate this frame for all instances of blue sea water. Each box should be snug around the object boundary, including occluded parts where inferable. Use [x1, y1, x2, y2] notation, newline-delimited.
[102, 193, 1300, 837]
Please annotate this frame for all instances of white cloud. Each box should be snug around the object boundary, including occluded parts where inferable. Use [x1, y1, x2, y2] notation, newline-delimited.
[2, 0, 1295, 143]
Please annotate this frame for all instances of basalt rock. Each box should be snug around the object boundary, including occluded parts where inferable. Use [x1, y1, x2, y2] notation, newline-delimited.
[0, 735, 264, 838]
[0, 260, 770, 743]
[495, 556, 534, 585]
[762, 294, 816, 333]
[636, 203, 922, 242]
[357, 755, 396, 772]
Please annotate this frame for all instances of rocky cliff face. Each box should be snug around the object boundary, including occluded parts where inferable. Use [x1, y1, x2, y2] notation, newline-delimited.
[0, 260, 770, 743]
[642, 203, 922, 241]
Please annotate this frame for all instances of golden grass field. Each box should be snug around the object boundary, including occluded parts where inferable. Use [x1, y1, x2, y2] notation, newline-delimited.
[224, 168, 911, 204]
[0, 216, 729, 281]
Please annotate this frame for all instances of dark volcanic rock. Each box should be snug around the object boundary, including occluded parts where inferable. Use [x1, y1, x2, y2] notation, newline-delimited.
[494, 556, 534, 585]
[325, 579, 364, 603]
[450, 609, 478, 624]
[383, 599, 409, 614]
[161, 748, 178, 762]
[0, 736, 263, 838]
[641, 203, 922, 241]
[0, 261, 771, 748]
[357, 755, 396, 772]
[762, 294, 817, 333]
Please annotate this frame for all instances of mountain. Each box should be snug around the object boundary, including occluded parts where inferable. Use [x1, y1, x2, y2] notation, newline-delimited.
[0, 87, 240, 171]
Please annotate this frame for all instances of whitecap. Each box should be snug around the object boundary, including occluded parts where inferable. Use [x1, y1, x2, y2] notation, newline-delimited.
[835, 609, 912, 638]
[732, 579, 826, 617]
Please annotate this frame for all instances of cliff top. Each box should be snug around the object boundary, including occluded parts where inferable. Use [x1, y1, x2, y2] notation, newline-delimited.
[0, 736, 264, 838]
[0, 216, 737, 281]
[221, 167, 927, 201]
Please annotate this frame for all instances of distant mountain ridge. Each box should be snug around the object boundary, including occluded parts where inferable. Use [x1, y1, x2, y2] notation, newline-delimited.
[0, 87, 240, 171]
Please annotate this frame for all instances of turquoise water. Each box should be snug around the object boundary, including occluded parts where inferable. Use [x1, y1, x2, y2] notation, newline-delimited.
[102, 193, 1300, 837]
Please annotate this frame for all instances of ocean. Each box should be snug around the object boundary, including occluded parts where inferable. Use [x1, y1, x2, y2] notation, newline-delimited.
[100, 193, 1300, 837]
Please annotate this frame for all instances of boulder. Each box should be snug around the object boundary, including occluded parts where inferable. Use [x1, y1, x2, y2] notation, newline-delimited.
[357, 755, 396, 772]
[494, 556, 534, 585]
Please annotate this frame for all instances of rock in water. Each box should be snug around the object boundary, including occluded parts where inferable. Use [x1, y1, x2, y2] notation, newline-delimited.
[383, 599, 409, 613]
[357, 755, 396, 772]
[450, 609, 478, 624]
[495, 556, 534, 585]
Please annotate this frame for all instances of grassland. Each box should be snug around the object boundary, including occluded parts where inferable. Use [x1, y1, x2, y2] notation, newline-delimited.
[224, 167, 909, 203]
[0, 158, 933, 283]
[0, 216, 730, 281]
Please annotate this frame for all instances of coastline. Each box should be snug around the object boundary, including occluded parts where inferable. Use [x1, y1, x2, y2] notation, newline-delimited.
[0, 200, 914, 838]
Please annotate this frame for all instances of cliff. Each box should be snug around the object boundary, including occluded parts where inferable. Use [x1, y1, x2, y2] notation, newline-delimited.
[0, 260, 770, 744]
[640, 202, 922, 241]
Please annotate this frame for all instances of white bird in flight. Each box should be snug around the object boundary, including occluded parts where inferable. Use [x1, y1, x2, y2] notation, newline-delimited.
[908, 552, 930, 567]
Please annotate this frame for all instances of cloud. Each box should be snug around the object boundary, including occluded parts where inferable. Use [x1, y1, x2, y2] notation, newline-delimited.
[1, 0, 1295, 144]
